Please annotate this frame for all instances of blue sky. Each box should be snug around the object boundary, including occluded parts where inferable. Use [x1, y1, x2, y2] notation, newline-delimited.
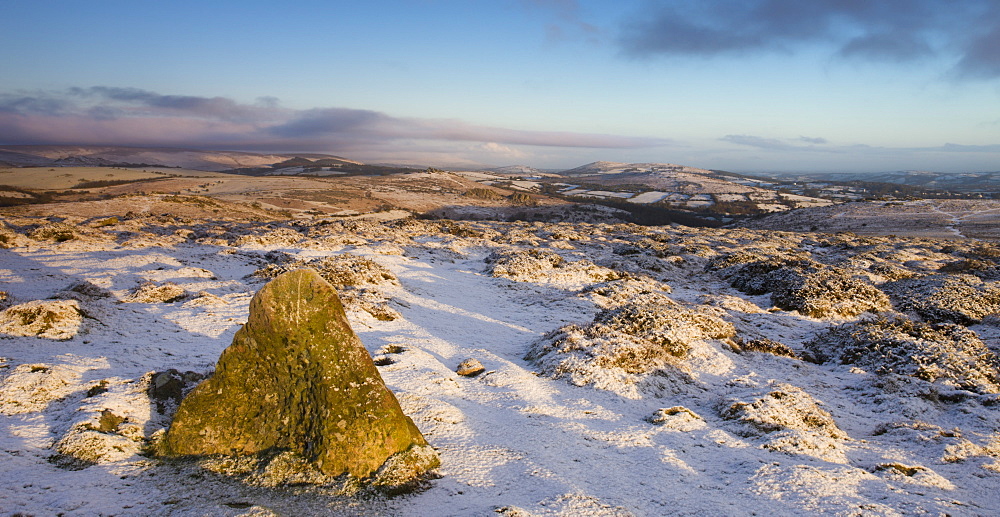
[2, 0, 999, 172]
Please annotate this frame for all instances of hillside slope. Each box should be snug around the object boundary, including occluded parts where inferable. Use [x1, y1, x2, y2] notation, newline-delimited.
[1, 197, 1000, 515]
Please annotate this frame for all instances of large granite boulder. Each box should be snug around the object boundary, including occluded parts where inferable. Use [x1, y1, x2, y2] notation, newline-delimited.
[159, 269, 437, 487]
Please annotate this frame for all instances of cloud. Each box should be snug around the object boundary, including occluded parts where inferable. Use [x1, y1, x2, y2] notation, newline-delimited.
[722, 133, 1000, 156]
[520, 0, 602, 44]
[0, 87, 670, 158]
[618, 0, 1000, 78]
[954, 22, 1000, 79]
[721, 134, 801, 151]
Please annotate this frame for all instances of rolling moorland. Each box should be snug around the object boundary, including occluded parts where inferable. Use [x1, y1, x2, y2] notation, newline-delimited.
[1, 150, 1000, 515]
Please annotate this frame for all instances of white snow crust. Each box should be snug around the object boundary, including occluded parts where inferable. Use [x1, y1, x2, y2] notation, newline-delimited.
[1, 214, 1000, 516]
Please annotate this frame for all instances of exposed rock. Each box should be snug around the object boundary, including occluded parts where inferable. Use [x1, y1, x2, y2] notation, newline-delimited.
[252, 254, 400, 320]
[121, 281, 188, 304]
[147, 369, 205, 413]
[885, 274, 1000, 325]
[0, 299, 84, 340]
[159, 269, 437, 488]
[456, 358, 486, 377]
[807, 315, 1000, 394]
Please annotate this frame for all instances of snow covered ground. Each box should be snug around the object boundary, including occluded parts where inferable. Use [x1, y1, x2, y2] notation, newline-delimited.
[2, 203, 1000, 515]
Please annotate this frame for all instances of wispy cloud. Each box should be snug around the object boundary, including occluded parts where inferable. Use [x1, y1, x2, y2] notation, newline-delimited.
[0, 87, 670, 159]
[618, 0, 1000, 79]
[723, 133, 1000, 156]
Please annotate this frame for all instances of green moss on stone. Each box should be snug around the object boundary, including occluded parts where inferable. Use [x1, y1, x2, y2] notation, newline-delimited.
[160, 269, 438, 483]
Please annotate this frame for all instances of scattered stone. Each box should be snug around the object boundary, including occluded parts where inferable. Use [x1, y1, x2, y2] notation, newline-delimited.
[159, 269, 438, 488]
[456, 358, 486, 377]
[121, 281, 188, 304]
[0, 299, 84, 340]
[147, 369, 204, 413]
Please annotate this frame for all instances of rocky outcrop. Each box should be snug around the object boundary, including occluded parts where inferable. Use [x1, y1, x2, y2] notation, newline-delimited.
[159, 269, 437, 488]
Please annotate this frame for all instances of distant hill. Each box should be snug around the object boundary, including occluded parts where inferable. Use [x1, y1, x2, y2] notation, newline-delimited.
[0, 145, 362, 172]
[560, 161, 714, 176]
[764, 170, 1000, 193]
[554, 161, 785, 197]
[479, 165, 548, 176]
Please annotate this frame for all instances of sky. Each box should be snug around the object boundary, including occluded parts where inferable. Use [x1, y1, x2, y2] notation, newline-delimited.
[2, 0, 1000, 173]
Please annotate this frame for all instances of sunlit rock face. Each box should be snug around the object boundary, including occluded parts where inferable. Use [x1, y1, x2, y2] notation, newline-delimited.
[160, 269, 438, 484]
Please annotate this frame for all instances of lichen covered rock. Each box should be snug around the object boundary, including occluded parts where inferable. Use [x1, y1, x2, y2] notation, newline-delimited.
[253, 254, 401, 320]
[159, 269, 437, 487]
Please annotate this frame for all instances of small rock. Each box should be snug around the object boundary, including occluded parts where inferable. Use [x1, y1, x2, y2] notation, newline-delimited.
[456, 358, 486, 377]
